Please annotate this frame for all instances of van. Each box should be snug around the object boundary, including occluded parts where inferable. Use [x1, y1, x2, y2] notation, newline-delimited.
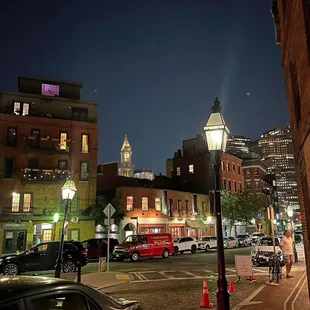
[113, 233, 174, 261]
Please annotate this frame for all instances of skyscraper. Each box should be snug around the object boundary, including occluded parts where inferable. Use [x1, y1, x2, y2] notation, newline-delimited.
[118, 135, 134, 177]
[258, 124, 299, 210]
[226, 135, 251, 157]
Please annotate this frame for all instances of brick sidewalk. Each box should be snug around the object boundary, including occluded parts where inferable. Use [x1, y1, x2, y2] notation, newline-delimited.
[234, 270, 310, 310]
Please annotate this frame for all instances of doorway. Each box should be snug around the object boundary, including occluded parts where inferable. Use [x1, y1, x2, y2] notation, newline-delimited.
[3, 230, 27, 254]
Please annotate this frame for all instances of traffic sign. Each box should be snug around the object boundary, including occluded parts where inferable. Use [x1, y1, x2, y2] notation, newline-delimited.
[104, 218, 115, 226]
[103, 203, 116, 217]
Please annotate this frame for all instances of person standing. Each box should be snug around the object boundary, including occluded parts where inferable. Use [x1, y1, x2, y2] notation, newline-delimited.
[280, 230, 294, 278]
[98, 240, 108, 272]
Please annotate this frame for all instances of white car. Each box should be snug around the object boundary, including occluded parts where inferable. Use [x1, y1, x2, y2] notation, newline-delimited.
[223, 236, 239, 249]
[198, 236, 217, 252]
[250, 232, 266, 244]
[174, 237, 197, 254]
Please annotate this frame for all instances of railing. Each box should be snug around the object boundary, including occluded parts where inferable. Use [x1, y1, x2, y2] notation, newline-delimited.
[24, 136, 72, 154]
[22, 168, 71, 183]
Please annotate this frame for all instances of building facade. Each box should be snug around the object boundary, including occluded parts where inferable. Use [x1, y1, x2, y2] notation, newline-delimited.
[118, 135, 134, 177]
[258, 124, 299, 210]
[0, 76, 97, 254]
[272, 0, 310, 295]
[226, 135, 251, 157]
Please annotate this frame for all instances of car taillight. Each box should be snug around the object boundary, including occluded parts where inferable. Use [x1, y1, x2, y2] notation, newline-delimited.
[81, 249, 88, 255]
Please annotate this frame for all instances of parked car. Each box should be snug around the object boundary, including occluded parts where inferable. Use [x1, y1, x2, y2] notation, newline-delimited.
[0, 241, 88, 276]
[198, 236, 217, 251]
[223, 237, 239, 249]
[237, 234, 251, 247]
[174, 236, 197, 254]
[113, 233, 174, 261]
[251, 236, 284, 266]
[250, 232, 266, 244]
[0, 276, 141, 310]
[83, 238, 119, 260]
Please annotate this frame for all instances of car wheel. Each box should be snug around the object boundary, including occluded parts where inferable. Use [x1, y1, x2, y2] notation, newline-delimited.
[131, 252, 140, 262]
[162, 249, 169, 259]
[174, 246, 179, 255]
[205, 245, 210, 252]
[191, 245, 197, 254]
[2, 263, 19, 275]
[62, 261, 76, 273]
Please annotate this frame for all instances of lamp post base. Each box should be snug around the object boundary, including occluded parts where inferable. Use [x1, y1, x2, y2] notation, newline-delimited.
[216, 287, 230, 310]
[54, 260, 62, 278]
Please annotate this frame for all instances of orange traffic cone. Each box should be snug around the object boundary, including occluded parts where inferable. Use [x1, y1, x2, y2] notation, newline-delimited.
[228, 281, 235, 292]
[199, 277, 214, 308]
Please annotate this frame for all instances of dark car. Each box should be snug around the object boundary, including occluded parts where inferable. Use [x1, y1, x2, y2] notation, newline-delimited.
[0, 276, 141, 310]
[83, 238, 119, 260]
[0, 241, 88, 276]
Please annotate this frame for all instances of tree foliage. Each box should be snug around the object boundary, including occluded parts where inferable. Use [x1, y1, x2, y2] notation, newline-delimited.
[221, 191, 268, 228]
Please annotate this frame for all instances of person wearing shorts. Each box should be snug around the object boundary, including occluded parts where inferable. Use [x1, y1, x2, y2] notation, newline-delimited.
[280, 230, 294, 278]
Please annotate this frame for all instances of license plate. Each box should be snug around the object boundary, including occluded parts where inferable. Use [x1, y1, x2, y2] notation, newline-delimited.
[116, 255, 119, 258]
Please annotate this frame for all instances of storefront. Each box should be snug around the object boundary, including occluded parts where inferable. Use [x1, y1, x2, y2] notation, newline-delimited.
[169, 225, 185, 238]
[139, 224, 166, 234]
[185, 220, 206, 239]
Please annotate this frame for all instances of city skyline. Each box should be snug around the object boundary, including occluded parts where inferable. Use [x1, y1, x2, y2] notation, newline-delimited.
[0, 1, 288, 173]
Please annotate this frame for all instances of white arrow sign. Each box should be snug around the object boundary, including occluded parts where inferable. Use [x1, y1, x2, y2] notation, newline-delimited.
[103, 203, 116, 217]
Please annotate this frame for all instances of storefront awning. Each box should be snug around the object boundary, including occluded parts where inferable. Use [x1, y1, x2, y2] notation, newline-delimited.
[186, 220, 205, 229]
[124, 223, 136, 231]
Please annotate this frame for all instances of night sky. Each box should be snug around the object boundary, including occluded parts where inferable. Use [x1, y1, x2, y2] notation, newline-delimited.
[0, 1, 287, 174]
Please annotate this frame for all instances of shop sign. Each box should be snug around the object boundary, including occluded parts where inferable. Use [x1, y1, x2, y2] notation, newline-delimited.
[3, 222, 28, 229]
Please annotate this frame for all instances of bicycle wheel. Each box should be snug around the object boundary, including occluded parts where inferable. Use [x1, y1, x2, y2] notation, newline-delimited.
[275, 260, 281, 283]
[269, 264, 275, 283]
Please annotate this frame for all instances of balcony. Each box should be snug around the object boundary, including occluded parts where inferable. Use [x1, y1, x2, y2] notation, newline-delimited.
[24, 136, 72, 155]
[22, 168, 70, 183]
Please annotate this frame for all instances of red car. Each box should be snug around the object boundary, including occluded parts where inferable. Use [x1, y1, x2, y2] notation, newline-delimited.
[113, 233, 174, 261]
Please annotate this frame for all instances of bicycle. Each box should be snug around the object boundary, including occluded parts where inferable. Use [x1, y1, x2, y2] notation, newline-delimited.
[268, 252, 283, 284]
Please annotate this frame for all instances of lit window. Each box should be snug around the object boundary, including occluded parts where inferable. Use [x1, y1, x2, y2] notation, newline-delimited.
[142, 197, 148, 211]
[176, 167, 181, 176]
[155, 198, 161, 211]
[23, 193, 31, 212]
[22, 103, 29, 116]
[80, 162, 88, 180]
[13, 102, 20, 115]
[11, 193, 20, 212]
[43, 229, 52, 242]
[81, 134, 89, 153]
[59, 133, 67, 150]
[41, 83, 59, 96]
[70, 229, 79, 240]
[189, 164, 194, 174]
[126, 196, 133, 211]
[13, 102, 29, 116]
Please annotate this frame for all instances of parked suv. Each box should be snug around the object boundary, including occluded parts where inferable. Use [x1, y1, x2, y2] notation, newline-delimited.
[0, 241, 88, 276]
[198, 236, 217, 252]
[174, 236, 197, 254]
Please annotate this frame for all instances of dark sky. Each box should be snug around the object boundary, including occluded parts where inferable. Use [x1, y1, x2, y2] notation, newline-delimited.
[0, 1, 287, 174]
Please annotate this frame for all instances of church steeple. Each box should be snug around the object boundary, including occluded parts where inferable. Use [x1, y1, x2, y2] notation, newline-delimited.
[118, 135, 134, 177]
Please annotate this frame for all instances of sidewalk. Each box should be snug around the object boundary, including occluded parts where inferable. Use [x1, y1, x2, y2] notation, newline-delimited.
[61, 271, 132, 289]
[233, 263, 310, 310]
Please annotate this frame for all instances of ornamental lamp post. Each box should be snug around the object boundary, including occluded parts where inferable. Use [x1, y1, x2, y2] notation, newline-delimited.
[204, 97, 230, 310]
[54, 180, 77, 278]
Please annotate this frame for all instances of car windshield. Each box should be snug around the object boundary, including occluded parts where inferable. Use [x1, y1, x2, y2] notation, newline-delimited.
[258, 238, 279, 246]
[200, 237, 209, 241]
[123, 235, 140, 244]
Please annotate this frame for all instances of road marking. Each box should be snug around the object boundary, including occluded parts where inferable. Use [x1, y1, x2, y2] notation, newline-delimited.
[158, 271, 175, 279]
[291, 277, 308, 310]
[284, 272, 307, 310]
[232, 284, 266, 310]
[116, 274, 130, 280]
[133, 272, 144, 281]
[137, 272, 148, 280]
[252, 268, 268, 273]
[180, 270, 199, 277]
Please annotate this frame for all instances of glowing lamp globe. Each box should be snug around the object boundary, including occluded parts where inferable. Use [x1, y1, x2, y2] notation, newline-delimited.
[61, 180, 77, 200]
[53, 213, 59, 223]
[204, 97, 230, 152]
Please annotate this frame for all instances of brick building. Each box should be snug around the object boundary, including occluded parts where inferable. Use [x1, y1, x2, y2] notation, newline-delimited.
[166, 134, 244, 194]
[272, 0, 310, 294]
[0, 76, 97, 254]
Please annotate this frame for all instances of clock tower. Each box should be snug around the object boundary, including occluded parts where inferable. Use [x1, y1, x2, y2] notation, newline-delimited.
[118, 135, 134, 177]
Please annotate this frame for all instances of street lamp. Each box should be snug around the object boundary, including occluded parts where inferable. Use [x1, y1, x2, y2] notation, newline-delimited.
[53, 213, 59, 241]
[204, 97, 230, 310]
[54, 180, 77, 278]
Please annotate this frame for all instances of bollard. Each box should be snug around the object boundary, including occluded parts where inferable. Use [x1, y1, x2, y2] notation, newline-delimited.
[77, 261, 81, 283]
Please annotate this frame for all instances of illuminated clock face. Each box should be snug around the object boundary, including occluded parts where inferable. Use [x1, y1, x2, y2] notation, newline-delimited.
[124, 153, 129, 159]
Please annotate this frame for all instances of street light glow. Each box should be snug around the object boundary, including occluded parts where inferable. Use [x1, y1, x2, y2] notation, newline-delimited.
[61, 180, 77, 200]
[207, 216, 212, 224]
[53, 213, 59, 223]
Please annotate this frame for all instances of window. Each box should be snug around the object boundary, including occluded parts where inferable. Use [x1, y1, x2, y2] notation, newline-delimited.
[237, 166, 241, 175]
[232, 164, 236, 173]
[22, 193, 32, 212]
[176, 167, 181, 176]
[81, 134, 89, 153]
[246, 169, 251, 175]
[142, 197, 148, 211]
[246, 182, 251, 189]
[255, 181, 260, 189]
[227, 162, 230, 172]
[254, 168, 259, 175]
[189, 164, 194, 174]
[239, 182, 242, 190]
[11, 193, 20, 212]
[80, 161, 89, 180]
[228, 180, 231, 191]
[185, 200, 189, 212]
[177, 200, 182, 213]
[43, 229, 52, 242]
[155, 197, 161, 211]
[13, 101, 29, 116]
[4, 158, 14, 179]
[72, 107, 88, 121]
[68, 229, 80, 241]
[58, 160, 68, 170]
[223, 179, 226, 190]
[30, 129, 40, 148]
[41, 83, 59, 96]
[59, 132, 67, 150]
[60, 195, 79, 213]
[126, 196, 133, 211]
[7, 127, 17, 147]
[234, 181, 237, 192]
